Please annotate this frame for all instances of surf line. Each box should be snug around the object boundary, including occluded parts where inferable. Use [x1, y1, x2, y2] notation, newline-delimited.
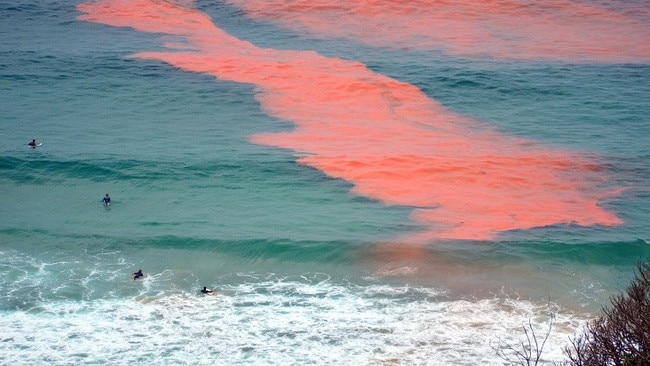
[77, 0, 623, 241]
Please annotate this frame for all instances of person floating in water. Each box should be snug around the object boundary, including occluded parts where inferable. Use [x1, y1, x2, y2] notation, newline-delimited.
[28, 139, 37, 147]
[103, 193, 111, 206]
[201, 286, 215, 295]
[133, 269, 143, 280]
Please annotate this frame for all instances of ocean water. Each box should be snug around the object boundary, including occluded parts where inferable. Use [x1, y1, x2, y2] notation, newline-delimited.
[1, 0, 649, 365]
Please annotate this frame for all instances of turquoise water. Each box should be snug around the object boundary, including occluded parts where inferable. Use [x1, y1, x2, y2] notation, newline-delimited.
[1, 1, 649, 364]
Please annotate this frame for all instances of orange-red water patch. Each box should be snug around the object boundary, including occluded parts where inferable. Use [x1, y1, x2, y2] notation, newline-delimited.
[78, 0, 623, 241]
[226, 0, 650, 63]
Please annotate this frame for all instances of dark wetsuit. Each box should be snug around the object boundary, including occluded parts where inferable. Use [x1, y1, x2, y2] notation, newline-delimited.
[133, 270, 143, 280]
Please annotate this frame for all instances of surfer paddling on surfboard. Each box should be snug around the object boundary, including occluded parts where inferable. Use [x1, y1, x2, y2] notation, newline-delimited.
[201, 286, 216, 295]
[133, 269, 143, 280]
[28, 139, 41, 147]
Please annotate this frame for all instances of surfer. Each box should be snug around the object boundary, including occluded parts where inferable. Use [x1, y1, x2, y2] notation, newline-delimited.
[103, 193, 111, 206]
[201, 286, 215, 295]
[133, 269, 143, 280]
[28, 139, 37, 147]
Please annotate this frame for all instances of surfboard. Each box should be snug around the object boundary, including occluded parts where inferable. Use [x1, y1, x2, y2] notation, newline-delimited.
[28, 143, 42, 147]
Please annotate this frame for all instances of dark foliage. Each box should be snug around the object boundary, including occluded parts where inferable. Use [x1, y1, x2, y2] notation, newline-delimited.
[565, 261, 650, 366]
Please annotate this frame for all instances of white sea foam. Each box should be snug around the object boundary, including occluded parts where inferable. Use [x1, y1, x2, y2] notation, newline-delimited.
[0, 276, 591, 365]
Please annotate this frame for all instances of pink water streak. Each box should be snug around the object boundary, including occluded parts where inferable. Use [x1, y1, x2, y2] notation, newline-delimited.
[77, 0, 622, 241]
[226, 0, 650, 63]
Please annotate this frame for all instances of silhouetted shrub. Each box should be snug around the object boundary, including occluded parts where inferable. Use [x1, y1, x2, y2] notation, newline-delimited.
[492, 314, 555, 366]
[565, 261, 650, 366]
